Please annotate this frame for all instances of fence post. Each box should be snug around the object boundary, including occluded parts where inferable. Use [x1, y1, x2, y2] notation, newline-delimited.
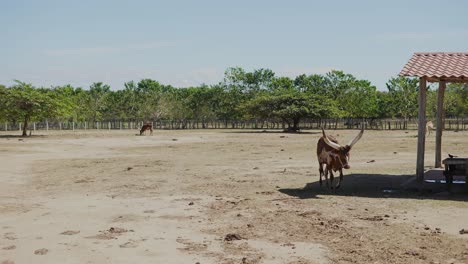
[119, 122, 122, 130]
[72, 122, 75, 130]
[33, 122, 36, 131]
[108, 122, 111, 130]
[19, 123, 21, 131]
[4, 122, 7, 131]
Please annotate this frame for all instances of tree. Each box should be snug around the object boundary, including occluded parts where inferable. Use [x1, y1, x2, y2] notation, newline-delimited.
[385, 77, 419, 120]
[3, 81, 72, 136]
[242, 90, 340, 131]
[223, 67, 275, 95]
[86, 82, 111, 122]
[425, 88, 438, 119]
[324, 70, 356, 101]
[294, 74, 330, 94]
[375, 91, 393, 118]
[271, 77, 294, 92]
[0, 85, 7, 122]
[136, 79, 168, 120]
[340, 80, 378, 118]
[50, 84, 80, 122]
[445, 83, 468, 117]
[72, 87, 92, 121]
[211, 84, 245, 120]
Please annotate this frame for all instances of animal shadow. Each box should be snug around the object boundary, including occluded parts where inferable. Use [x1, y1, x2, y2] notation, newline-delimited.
[279, 173, 468, 201]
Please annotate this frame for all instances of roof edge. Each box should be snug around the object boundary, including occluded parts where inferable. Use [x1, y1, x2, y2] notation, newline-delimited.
[413, 52, 468, 55]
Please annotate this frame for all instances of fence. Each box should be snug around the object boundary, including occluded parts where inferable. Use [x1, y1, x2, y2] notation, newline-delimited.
[1, 118, 467, 132]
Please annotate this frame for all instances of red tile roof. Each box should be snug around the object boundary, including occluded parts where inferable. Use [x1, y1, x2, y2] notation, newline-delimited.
[400, 52, 468, 80]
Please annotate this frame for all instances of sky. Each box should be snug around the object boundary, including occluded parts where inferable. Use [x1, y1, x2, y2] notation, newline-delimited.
[1, 0, 467, 91]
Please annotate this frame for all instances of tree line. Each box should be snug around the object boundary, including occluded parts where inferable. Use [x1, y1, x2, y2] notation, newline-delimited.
[1, 67, 467, 136]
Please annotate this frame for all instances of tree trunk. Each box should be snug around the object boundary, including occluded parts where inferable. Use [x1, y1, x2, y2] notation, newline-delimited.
[290, 118, 300, 132]
[22, 116, 29, 137]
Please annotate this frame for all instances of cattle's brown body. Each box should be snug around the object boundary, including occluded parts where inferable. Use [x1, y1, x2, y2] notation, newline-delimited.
[317, 129, 363, 190]
[140, 123, 153, 135]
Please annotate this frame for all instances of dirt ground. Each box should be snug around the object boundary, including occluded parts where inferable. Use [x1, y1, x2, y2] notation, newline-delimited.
[0, 129, 467, 264]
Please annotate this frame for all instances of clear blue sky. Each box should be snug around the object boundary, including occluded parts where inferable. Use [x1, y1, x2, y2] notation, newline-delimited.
[1, 0, 467, 90]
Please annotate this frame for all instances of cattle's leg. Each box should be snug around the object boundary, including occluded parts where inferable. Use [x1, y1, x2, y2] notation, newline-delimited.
[336, 169, 344, 189]
[318, 163, 323, 187]
[323, 166, 329, 189]
[329, 170, 335, 190]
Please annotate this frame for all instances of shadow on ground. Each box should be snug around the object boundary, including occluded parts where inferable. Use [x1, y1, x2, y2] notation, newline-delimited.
[279, 173, 468, 201]
[224, 130, 321, 135]
[0, 134, 46, 139]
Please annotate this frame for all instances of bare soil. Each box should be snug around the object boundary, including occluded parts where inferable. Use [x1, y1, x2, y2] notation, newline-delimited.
[0, 129, 467, 264]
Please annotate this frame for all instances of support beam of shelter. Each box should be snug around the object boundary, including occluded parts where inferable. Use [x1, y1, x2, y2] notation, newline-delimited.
[416, 78, 427, 182]
[435, 81, 446, 168]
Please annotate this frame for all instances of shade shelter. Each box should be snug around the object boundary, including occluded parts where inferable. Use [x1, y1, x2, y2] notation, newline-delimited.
[400, 52, 468, 182]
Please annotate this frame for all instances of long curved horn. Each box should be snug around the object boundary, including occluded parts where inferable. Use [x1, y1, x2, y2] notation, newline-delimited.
[322, 129, 342, 150]
[347, 128, 364, 148]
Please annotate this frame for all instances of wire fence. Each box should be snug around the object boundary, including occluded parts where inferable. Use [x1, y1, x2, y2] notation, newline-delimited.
[1, 118, 467, 132]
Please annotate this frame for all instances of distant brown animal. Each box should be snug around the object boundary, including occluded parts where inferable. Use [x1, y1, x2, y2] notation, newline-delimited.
[317, 128, 364, 190]
[140, 123, 153, 136]
[426, 121, 435, 136]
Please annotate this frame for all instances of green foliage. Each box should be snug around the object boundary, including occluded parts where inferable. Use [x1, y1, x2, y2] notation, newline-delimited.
[0, 84, 7, 122]
[0, 69, 466, 132]
[445, 83, 468, 117]
[224, 67, 275, 94]
[385, 76, 419, 119]
[375, 91, 393, 118]
[426, 88, 438, 118]
[2, 81, 73, 136]
[270, 77, 294, 92]
[341, 80, 378, 118]
[86, 82, 111, 122]
[294, 74, 329, 94]
[324, 70, 357, 101]
[242, 89, 340, 131]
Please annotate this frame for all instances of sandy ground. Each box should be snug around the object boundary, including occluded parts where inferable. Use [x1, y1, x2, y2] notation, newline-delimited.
[0, 129, 468, 264]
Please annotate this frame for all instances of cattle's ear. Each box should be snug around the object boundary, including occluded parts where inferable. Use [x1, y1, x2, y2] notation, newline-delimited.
[342, 145, 351, 153]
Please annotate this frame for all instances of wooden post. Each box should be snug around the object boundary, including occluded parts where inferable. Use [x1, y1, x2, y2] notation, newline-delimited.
[435, 81, 445, 168]
[108, 122, 111, 130]
[4, 122, 7, 131]
[416, 78, 427, 182]
[72, 122, 75, 131]
[33, 122, 36, 131]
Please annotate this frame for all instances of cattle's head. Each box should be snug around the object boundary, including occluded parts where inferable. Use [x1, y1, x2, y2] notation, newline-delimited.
[321, 128, 364, 169]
